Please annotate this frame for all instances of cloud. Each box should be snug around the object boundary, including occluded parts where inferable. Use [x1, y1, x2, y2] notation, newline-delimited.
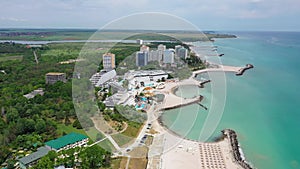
[0, 17, 27, 22]
[0, 0, 299, 30]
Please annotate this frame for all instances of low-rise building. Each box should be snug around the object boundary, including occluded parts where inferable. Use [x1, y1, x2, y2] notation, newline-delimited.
[108, 82, 126, 94]
[23, 88, 44, 99]
[103, 92, 125, 108]
[125, 70, 168, 87]
[90, 70, 117, 87]
[19, 146, 50, 169]
[26, 44, 42, 48]
[45, 132, 88, 152]
[136, 39, 143, 45]
[102, 53, 115, 71]
[46, 72, 66, 84]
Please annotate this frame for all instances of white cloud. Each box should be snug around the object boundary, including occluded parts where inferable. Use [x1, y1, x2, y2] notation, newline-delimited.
[0, 17, 27, 22]
[0, 0, 299, 30]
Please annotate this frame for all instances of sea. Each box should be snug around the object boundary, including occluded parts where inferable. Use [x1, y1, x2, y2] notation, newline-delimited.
[161, 31, 300, 169]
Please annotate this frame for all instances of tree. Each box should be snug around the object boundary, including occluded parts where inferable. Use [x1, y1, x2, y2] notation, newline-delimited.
[6, 159, 14, 169]
[47, 151, 57, 161]
[35, 119, 46, 134]
[72, 119, 82, 129]
[79, 146, 110, 169]
[16, 118, 35, 134]
[0, 118, 6, 131]
[33, 156, 53, 169]
[6, 107, 19, 123]
[64, 116, 71, 125]
[98, 101, 106, 111]
[0, 145, 10, 164]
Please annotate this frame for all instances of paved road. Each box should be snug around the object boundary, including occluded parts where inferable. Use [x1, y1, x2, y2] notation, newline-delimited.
[119, 104, 156, 155]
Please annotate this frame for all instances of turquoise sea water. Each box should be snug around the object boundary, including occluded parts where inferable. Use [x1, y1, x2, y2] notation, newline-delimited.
[161, 31, 300, 169]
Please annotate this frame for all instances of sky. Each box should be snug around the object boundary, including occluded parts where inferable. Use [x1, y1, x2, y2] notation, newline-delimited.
[0, 0, 300, 31]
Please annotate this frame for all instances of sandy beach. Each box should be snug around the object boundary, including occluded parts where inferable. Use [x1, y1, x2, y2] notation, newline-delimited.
[146, 66, 250, 169]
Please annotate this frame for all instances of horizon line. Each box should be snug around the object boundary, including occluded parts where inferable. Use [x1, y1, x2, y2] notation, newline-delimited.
[0, 28, 299, 33]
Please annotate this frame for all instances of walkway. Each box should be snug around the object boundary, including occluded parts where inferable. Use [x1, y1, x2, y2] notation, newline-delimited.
[33, 50, 39, 64]
[191, 65, 242, 78]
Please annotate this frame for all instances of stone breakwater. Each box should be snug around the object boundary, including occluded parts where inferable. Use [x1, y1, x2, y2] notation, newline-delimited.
[236, 64, 254, 76]
[222, 129, 254, 169]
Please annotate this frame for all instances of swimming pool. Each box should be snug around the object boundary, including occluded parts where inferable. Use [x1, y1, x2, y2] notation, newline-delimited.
[135, 104, 145, 109]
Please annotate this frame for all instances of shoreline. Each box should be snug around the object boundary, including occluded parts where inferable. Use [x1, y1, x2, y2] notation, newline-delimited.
[222, 129, 254, 169]
[150, 41, 254, 169]
[156, 124, 254, 169]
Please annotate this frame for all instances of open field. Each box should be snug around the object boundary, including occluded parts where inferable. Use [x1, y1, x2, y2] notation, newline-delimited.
[97, 139, 117, 152]
[0, 55, 23, 62]
[56, 123, 86, 135]
[128, 157, 148, 169]
[0, 29, 236, 42]
[111, 134, 134, 147]
[122, 122, 143, 138]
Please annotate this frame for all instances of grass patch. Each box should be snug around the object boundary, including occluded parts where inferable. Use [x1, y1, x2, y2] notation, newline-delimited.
[110, 122, 143, 147]
[122, 122, 143, 138]
[97, 139, 116, 152]
[100, 157, 124, 169]
[56, 123, 86, 135]
[128, 157, 148, 169]
[0, 55, 23, 62]
[111, 134, 133, 147]
[85, 127, 105, 141]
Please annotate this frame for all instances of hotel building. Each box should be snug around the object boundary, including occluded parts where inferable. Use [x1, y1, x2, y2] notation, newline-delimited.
[163, 49, 175, 64]
[136, 51, 148, 67]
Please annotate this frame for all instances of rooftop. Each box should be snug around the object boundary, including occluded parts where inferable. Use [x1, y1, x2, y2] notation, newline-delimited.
[45, 132, 88, 150]
[126, 70, 167, 77]
[19, 146, 50, 165]
[46, 72, 65, 76]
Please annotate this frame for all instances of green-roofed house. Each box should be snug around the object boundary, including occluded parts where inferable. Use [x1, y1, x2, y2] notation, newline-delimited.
[45, 132, 89, 152]
[19, 146, 50, 169]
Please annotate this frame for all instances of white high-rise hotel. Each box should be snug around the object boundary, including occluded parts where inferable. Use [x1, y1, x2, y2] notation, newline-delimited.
[163, 49, 175, 64]
[157, 44, 166, 61]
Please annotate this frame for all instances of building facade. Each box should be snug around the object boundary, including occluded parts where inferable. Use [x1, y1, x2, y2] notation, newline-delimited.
[19, 146, 50, 169]
[89, 70, 117, 87]
[140, 45, 150, 52]
[102, 53, 115, 70]
[136, 51, 148, 67]
[45, 72, 66, 84]
[148, 50, 159, 62]
[136, 39, 143, 45]
[125, 70, 168, 87]
[175, 45, 182, 57]
[178, 47, 188, 59]
[157, 44, 166, 61]
[45, 132, 88, 152]
[163, 49, 175, 64]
